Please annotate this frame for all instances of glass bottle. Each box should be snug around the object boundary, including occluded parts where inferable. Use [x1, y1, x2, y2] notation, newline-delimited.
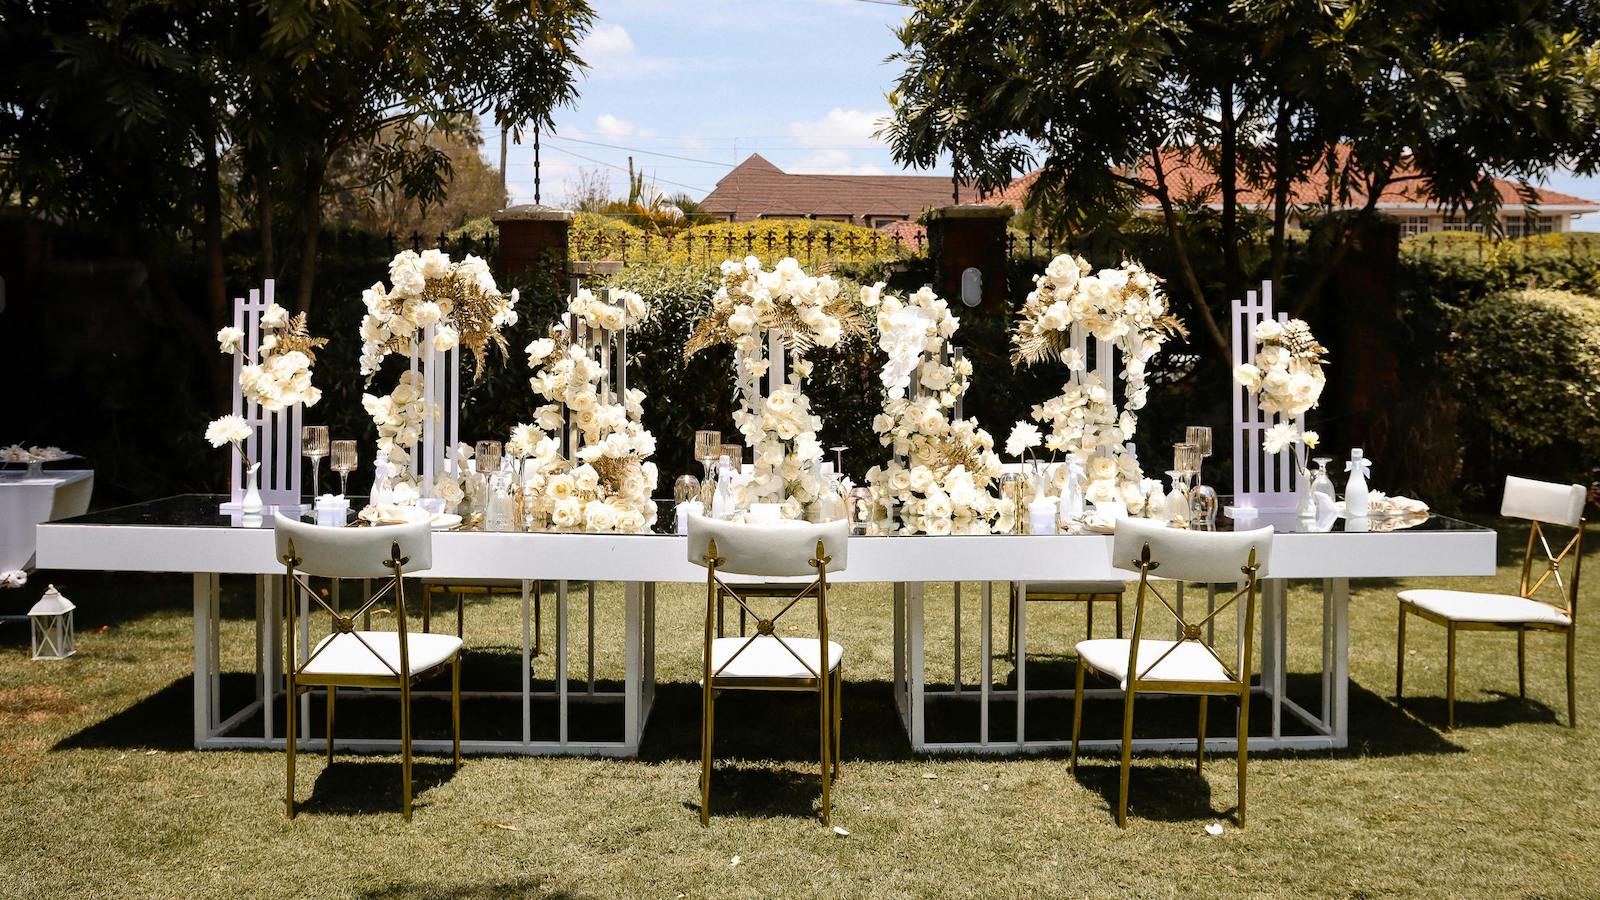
[1164, 469, 1190, 527]
[485, 468, 515, 532]
[711, 455, 734, 519]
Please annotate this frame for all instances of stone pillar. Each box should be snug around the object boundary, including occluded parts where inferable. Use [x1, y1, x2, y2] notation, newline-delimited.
[927, 205, 1012, 316]
[490, 205, 574, 282]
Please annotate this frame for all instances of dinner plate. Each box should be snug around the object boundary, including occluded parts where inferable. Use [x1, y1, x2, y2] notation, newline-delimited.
[430, 513, 463, 531]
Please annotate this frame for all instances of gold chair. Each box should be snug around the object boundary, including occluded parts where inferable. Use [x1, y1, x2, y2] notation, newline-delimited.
[687, 515, 848, 827]
[420, 579, 543, 655]
[1071, 518, 1273, 828]
[1397, 475, 1586, 729]
[274, 513, 461, 822]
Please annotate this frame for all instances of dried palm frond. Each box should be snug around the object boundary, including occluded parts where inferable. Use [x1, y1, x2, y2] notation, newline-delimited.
[275, 312, 330, 363]
[445, 282, 511, 379]
[684, 305, 732, 360]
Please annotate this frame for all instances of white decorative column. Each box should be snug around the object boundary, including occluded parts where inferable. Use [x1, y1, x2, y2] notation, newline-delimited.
[220, 280, 302, 512]
[1227, 281, 1300, 515]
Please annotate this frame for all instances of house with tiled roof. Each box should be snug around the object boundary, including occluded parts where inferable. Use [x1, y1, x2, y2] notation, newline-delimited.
[699, 154, 960, 228]
[981, 148, 1599, 235]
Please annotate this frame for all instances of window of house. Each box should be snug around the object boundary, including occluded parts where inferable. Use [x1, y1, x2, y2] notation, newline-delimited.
[868, 215, 908, 228]
[1440, 217, 1484, 234]
[1400, 216, 1432, 236]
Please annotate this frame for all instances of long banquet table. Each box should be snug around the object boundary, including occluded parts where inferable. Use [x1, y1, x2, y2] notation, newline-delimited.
[35, 495, 1496, 757]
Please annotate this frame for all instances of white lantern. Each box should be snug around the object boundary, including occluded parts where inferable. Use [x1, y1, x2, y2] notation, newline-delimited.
[29, 584, 76, 660]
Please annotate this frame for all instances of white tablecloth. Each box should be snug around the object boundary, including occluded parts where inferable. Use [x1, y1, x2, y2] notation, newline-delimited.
[0, 469, 93, 584]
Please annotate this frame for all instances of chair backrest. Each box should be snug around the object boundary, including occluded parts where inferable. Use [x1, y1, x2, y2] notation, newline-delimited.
[1111, 518, 1273, 583]
[273, 512, 432, 578]
[1500, 476, 1587, 616]
[686, 515, 849, 577]
[1501, 476, 1586, 527]
[1112, 518, 1273, 686]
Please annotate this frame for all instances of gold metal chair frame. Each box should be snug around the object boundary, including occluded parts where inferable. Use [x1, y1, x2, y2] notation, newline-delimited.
[1071, 543, 1261, 828]
[1007, 583, 1124, 659]
[699, 537, 842, 827]
[1398, 517, 1585, 729]
[282, 538, 462, 822]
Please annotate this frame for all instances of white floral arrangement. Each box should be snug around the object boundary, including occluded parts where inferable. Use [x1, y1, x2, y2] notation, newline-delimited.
[1010, 254, 1185, 506]
[204, 301, 326, 472]
[513, 291, 659, 533]
[864, 284, 1001, 534]
[686, 257, 867, 517]
[1, 445, 74, 464]
[358, 248, 519, 379]
[1234, 317, 1328, 455]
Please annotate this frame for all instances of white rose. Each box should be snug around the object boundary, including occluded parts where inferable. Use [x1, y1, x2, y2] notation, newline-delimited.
[551, 497, 582, 528]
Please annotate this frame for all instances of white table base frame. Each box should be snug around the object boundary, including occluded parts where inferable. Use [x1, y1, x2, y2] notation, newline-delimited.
[189, 574, 657, 756]
[894, 578, 1350, 754]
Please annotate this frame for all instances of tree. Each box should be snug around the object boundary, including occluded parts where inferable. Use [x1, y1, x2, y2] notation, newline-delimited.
[884, 0, 1600, 361]
[322, 121, 509, 240]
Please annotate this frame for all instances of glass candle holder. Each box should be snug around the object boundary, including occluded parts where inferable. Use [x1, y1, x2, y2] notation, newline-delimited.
[330, 440, 357, 498]
[475, 440, 503, 475]
[302, 425, 329, 502]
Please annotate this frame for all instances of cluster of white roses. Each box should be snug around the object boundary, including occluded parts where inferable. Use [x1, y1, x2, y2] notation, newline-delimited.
[864, 285, 1002, 534]
[215, 303, 323, 412]
[357, 249, 518, 376]
[567, 287, 647, 332]
[736, 368, 828, 519]
[1234, 317, 1327, 455]
[359, 371, 426, 471]
[715, 256, 848, 354]
[514, 292, 658, 533]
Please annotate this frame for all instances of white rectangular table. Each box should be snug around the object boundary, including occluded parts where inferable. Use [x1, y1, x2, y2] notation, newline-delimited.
[2, 468, 93, 583]
[36, 495, 1496, 756]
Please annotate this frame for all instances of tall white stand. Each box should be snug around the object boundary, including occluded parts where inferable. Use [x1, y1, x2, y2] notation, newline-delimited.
[220, 280, 302, 512]
[1227, 281, 1301, 515]
[410, 331, 461, 494]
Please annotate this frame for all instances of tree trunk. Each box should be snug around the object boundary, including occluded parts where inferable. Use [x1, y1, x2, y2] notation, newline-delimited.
[294, 155, 326, 313]
[1294, 167, 1395, 316]
[201, 120, 230, 405]
[1219, 79, 1242, 301]
[1148, 148, 1231, 363]
[1267, 95, 1292, 298]
[257, 151, 275, 280]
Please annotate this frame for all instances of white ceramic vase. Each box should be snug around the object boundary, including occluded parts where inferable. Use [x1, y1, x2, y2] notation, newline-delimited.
[241, 463, 264, 514]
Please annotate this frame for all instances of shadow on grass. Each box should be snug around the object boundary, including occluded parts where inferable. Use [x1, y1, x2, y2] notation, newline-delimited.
[685, 766, 833, 823]
[56, 658, 1565, 762]
[1070, 759, 1225, 823]
[299, 757, 460, 817]
[360, 879, 587, 900]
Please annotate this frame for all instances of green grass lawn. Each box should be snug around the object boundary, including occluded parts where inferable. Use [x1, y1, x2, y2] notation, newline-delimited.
[3, 521, 1599, 899]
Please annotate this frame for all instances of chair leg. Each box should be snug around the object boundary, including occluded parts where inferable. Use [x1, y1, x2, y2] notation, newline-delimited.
[1196, 695, 1208, 773]
[819, 675, 832, 827]
[1446, 624, 1457, 732]
[422, 591, 431, 634]
[1007, 589, 1017, 660]
[401, 684, 413, 822]
[699, 684, 714, 827]
[832, 665, 843, 783]
[1085, 600, 1094, 641]
[452, 656, 462, 768]
[285, 674, 297, 819]
[1517, 628, 1526, 699]
[1237, 689, 1250, 828]
[1117, 685, 1136, 828]
[1114, 595, 1124, 639]
[325, 686, 336, 765]
[457, 590, 465, 640]
[1567, 627, 1578, 728]
[1070, 658, 1086, 776]
[1395, 606, 1406, 701]
[715, 592, 724, 639]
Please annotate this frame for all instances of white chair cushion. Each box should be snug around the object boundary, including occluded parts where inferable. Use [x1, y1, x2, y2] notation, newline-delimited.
[1018, 580, 1125, 596]
[1076, 638, 1235, 688]
[710, 636, 843, 682]
[301, 631, 462, 679]
[1399, 590, 1571, 626]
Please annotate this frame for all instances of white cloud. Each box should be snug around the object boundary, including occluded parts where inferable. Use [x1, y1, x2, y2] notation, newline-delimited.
[788, 108, 890, 149]
[788, 150, 887, 176]
[596, 114, 634, 138]
[581, 22, 636, 60]
[577, 21, 705, 79]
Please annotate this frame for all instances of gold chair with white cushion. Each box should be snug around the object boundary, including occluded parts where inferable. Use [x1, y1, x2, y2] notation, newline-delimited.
[1397, 476, 1586, 729]
[1007, 580, 1124, 658]
[274, 513, 461, 822]
[1071, 518, 1273, 828]
[687, 515, 848, 827]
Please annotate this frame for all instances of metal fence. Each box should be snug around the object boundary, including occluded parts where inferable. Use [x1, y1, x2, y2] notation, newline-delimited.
[1400, 233, 1600, 262]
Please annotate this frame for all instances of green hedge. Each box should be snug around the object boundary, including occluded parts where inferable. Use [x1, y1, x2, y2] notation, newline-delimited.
[1446, 287, 1600, 495]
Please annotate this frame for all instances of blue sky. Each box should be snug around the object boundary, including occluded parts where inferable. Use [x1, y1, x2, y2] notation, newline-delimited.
[493, 0, 1600, 229]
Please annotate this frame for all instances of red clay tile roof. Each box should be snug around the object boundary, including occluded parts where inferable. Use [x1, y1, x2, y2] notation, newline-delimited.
[876, 219, 928, 250]
[980, 147, 1598, 213]
[701, 154, 965, 223]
